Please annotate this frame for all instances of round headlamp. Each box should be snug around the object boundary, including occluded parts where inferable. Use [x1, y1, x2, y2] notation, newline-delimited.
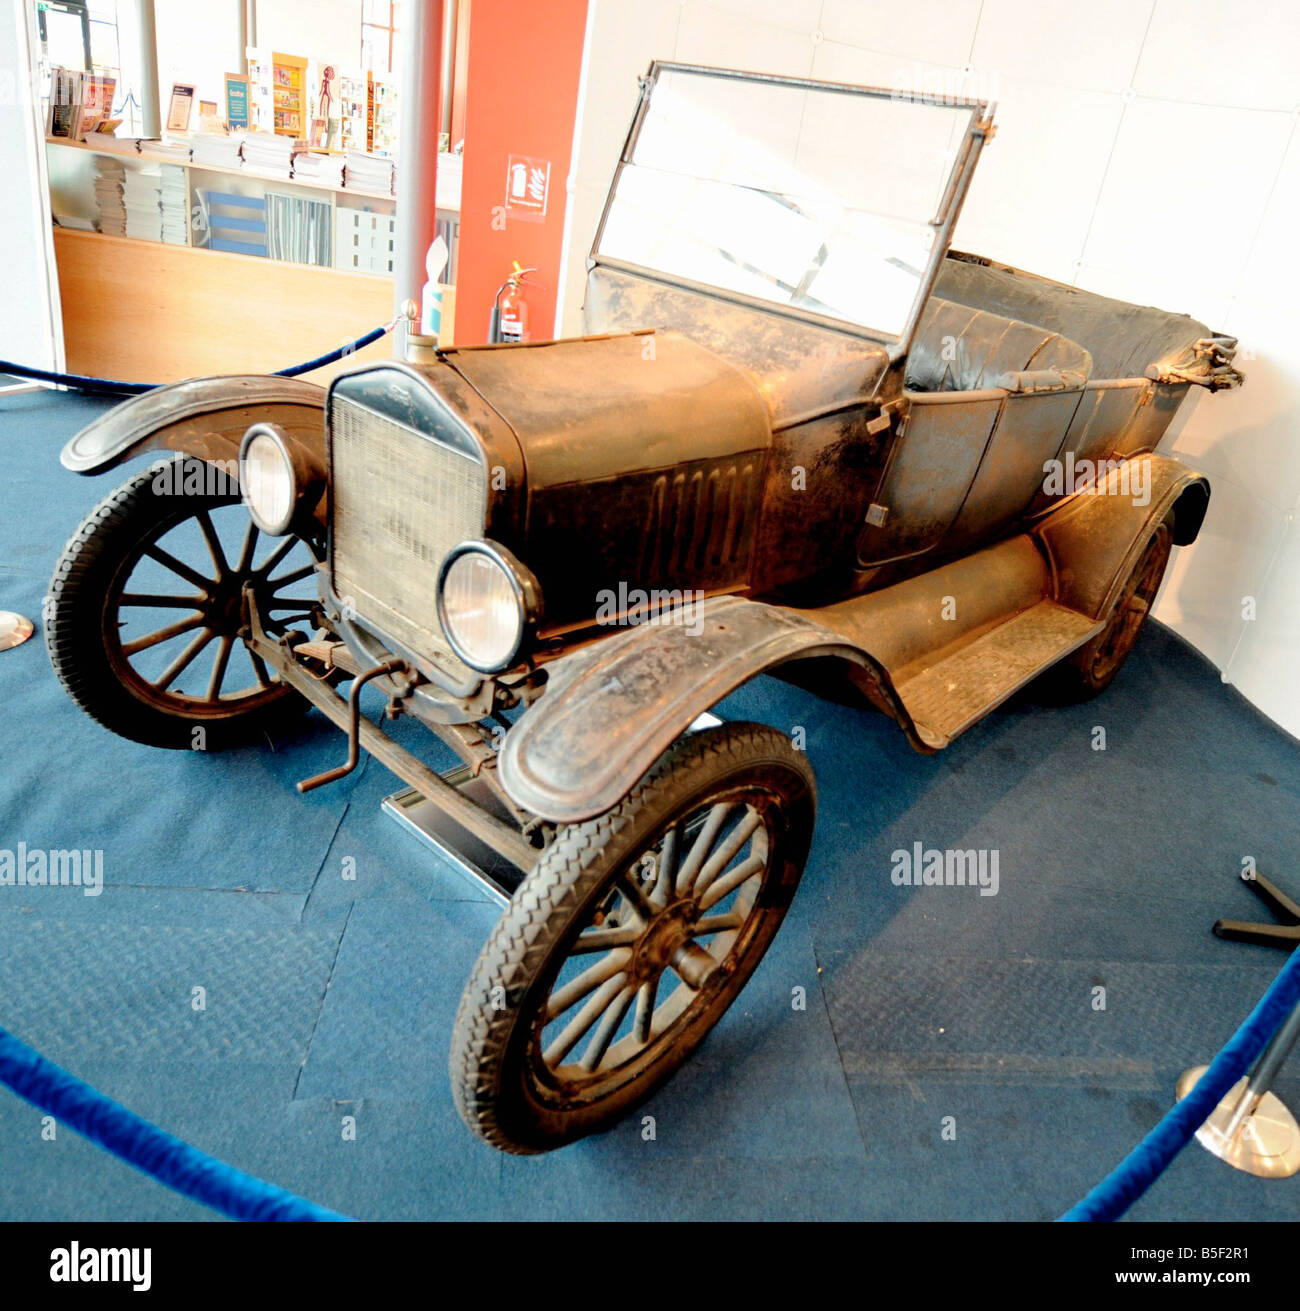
[437, 541, 540, 674]
[239, 422, 298, 536]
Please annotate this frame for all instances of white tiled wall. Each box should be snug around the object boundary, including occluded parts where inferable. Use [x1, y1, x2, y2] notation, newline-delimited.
[558, 0, 1300, 739]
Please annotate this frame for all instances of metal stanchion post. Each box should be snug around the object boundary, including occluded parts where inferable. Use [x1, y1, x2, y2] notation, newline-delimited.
[1177, 869, 1300, 1178]
[0, 613, 34, 651]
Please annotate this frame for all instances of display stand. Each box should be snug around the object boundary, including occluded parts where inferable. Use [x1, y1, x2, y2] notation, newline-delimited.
[383, 768, 530, 906]
[1177, 869, 1300, 1178]
[1213, 869, 1300, 950]
[381, 714, 726, 906]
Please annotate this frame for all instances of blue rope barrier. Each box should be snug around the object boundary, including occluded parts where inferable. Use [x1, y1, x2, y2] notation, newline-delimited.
[0, 1026, 351, 1222]
[0, 323, 392, 396]
[1060, 943, 1300, 1221]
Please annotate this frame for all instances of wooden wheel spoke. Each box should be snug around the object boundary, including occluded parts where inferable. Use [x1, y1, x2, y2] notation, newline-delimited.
[570, 925, 640, 954]
[615, 871, 657, 926]
[652, 825, 680, 906]
[256, 536, 298, 579]
[690, 910, 745, 937]
[543, 973, 628, 1067]
[632, 976, 659, 1045]
[144, 545, 214, 592]
[267, 563, 316, 590]
[153, 628, 215, 693]
[580, 986, 636, 1072]
[206, 634, 236, 702]
[694, 808, 762, 897]
[118, 592, 204, 609]
[120, 613, 204, 656]
[234, 521, 260, 574]
[546, 950, 631, 1020]
[195, 510, 229, 577]
[698, 852, 766, 913]
[675, 801, 732, 895]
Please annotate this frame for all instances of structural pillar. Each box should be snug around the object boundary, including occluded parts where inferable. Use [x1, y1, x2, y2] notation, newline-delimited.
[238, 0, 257, 75]
[393, 0, 444, 352]
[134, 0, 161, 138]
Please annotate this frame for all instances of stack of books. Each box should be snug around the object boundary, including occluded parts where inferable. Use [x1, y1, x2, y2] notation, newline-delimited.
[94, 157, 127, 235]
[242, 132, 305, 178]
[91, 135, 144, 157]
[150, 136, 193, 163]
[343, 150, 395, 195]
[160, 165, 188, 245]
[191, 135, 245, 170]
[123, 166, 163, 242]
[292, 151, 345, 189]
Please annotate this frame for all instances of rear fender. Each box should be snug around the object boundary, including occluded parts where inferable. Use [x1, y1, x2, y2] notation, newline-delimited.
[1033, 451, 1209, 620]
[498, 595, 924, 824]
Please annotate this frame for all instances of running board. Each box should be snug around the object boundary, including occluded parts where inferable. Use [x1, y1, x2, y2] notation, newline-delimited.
[895, 600, 1102, 747]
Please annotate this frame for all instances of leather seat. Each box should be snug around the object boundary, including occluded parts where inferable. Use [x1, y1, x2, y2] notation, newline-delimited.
[906, 298, 1091, 393]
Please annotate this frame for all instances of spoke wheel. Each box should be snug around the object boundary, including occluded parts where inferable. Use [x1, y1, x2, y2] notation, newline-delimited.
[451, 722, 816, 1155]
[47, 457, 322, 749]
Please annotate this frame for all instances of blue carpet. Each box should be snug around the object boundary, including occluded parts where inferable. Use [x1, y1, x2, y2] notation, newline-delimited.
[0, 389, 1297, 1220]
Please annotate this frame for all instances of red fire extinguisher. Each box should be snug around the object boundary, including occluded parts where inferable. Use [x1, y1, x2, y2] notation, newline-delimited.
[490, 262, 538, 343]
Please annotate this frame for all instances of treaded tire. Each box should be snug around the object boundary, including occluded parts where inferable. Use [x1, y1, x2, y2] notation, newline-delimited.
[450, 721, 816, 1155]
[45, 459, 311, 750]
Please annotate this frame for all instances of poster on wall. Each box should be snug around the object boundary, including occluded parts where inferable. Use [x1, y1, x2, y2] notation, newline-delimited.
[503, 154, 550, 222]
[224, 74, 250, 130]
[166, 83, 195, 133]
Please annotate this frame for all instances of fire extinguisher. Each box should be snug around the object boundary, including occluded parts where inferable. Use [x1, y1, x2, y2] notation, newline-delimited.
[489, 262, 538, 343]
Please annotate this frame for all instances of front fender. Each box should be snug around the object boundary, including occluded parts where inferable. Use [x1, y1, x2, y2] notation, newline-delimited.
[60, 374, 327, 483]
[498, 596, 911, 824]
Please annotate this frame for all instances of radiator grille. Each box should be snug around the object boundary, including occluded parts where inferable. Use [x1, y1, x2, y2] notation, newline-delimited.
[330, 395, 486, 664]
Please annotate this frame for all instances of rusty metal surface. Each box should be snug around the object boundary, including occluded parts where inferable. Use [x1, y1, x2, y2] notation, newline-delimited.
[858, 393, 1001, 565]
[1033, 452, 1210, 620]
[497, 595, 893, 822]
[60, 375, 325, 474]
[810, 534, 1051, 676]
[442, 330, 771, 485]
[441, 330, 772, 627]
[894, 600, 1100, 745]
[583, 266, 891, 427]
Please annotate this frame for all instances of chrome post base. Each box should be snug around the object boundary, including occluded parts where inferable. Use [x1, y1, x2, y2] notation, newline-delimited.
[1176, 1065, 1300, 1179]
[0, 612, 34, 651]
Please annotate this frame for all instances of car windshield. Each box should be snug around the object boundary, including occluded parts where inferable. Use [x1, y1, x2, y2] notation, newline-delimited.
[595, 67, 979, 341]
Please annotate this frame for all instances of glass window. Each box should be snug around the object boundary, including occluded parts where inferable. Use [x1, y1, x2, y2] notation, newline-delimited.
[596, 68, 976, 341]
[362, 0, 397, 74]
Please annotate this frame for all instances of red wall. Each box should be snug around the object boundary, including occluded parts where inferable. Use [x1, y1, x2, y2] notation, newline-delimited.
[455, 0, 590, 344]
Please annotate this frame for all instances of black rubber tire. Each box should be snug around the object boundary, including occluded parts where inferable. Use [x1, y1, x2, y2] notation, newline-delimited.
[1043, 516, 1174, 702]
[45, 459, 311, 750]
[450, 721, 816, 1155]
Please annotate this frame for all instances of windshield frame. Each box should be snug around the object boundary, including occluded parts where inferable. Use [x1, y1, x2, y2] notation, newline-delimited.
[589, 62, 993, 357]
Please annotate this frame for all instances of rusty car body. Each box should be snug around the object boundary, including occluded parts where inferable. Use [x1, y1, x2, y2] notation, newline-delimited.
[48, 63, 1242, 1154]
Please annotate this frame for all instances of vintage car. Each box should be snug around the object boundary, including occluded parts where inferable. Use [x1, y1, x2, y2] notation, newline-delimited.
[46, 64, 1242, 1154]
